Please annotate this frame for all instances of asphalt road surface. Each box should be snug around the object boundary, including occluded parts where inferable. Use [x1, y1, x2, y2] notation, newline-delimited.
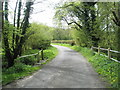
[4, 45, 107, 88]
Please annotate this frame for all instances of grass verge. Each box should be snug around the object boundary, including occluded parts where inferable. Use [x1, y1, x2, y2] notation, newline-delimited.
[2, 46, 58, 86]
[52, 43, 119, 88]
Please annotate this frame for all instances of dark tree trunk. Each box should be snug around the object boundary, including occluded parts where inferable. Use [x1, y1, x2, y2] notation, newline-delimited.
[3, 1, 33, 68]
[90, 3, 99, 47]
[3, 1, 14, 67]
[15, 0, 22, 48]
[4, 2, 8, 21]
[14, 2, 33, 57]
[12, 0, 18, 50]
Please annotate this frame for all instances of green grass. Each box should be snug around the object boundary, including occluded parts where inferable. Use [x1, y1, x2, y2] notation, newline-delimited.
[52, 43, 119, 88]
[41, 46, 58, 65]
[2, 65, 40, 85]
[2, 46, 58, 86]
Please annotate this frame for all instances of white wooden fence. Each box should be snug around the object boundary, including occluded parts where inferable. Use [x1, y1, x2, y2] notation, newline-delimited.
[91, 46, 120, 63]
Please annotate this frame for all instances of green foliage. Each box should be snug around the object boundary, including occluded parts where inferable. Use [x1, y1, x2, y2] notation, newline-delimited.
[2, 65, 40, 85]
[43, 46, 58, 60]
[22, 49, 39, 55]
[3, 1, 34, 67]
[96, 2, 117, 50]
[16, 56, 37, 65]
[71, 29, 90, 47]
[3, 22, 15, 49]
[25, 22, 52, 50]
[3, 63, 31, 74]
[52, 40, 75, 45]
[89, 55, 118, 88]
[54, 1, 119, 51]
[51, 27, 72, 40]
[73, 46, 119, 88]
[2, 46, 58, 86]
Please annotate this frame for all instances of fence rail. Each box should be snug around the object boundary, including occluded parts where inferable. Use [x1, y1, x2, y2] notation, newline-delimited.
[18, 50, 44, 63]
[91, 46, 120, 63]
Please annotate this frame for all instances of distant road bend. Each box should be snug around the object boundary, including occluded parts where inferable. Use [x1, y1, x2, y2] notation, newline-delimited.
[4, 45, 107, 88]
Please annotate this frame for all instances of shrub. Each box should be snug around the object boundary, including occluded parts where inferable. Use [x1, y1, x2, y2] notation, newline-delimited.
[22, 49, 39, 55]
[16, 56, 37, 65]
[4, 63, 31, 74]
[32, 40, 51, 50]
[52, 40, 75, 45]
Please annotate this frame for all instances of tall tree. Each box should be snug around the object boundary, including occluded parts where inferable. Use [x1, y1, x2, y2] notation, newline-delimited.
[54, 1, 98, 47]
[3, 1, 34, 67]
[112, 2, 120, 61]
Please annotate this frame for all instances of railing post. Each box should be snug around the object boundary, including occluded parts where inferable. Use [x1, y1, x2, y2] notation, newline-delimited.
[98, 46, 100, 55]
[91, 46, 93, 50]
[37, 52, 40, 63]
[41, 49, 44, 60]
[108, 48, 110, 59]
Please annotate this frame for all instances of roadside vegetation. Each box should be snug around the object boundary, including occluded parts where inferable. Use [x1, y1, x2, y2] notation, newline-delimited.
[2, 0, 120, 89]
[52, 43, 119, 88]
[2, 46, 58, 86]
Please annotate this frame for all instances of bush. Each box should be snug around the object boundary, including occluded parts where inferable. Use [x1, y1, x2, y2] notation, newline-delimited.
[4, 63, 31, 74]
[2, 46, 58, 85]
[52, 40, 75, 45]
[22, 49, 39, 55]
[16, 56, 37, 65]
[32, 40, 51, 50]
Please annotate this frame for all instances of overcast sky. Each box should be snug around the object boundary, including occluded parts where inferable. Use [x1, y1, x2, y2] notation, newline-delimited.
[8, 0, 65, 27]
[30, 0, 62, 27]
[8, 0, 117, 27]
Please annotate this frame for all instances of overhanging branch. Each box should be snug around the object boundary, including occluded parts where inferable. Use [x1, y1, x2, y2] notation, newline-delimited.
[63, 17, 82, 29]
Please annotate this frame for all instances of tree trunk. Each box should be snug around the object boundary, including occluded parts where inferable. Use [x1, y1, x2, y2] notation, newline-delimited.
[4, 2, 8, 21]
[14, 2, 33, 57]
[12, 0, 18, 51]
[15, 0, 22, 49]
[3, 1, 14, 68]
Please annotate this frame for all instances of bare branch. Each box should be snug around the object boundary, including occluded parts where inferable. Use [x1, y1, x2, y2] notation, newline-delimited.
[63, 17, 82, 29]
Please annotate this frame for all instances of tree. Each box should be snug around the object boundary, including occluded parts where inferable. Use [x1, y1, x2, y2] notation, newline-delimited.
[112, 2, 120, 61]
[0, 1, 3, 40]
[52, 27, 72, 40]
[24, 23, 52, 50]
[3, 1, 34, 67]
[54, 1, 98, 47]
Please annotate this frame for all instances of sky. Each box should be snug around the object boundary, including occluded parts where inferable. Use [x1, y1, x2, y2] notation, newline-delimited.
[30, 0, 62, 27]
[8, 0, 64, 27]
[8, 0, 118, 27]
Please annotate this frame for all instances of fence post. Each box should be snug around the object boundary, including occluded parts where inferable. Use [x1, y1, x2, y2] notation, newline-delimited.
[41, 49, 44, 60]
[91, 46, 93, 50]
[108, 48, 110, 59]
[98, 46, 100, 55]
[37, 52, 40, 63]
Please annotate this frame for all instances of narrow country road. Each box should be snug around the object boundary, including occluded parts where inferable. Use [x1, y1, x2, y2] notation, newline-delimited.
[4, 45, 107, 88]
